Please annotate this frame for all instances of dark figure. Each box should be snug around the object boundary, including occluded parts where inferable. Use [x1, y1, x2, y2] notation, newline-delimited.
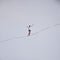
[27, 25, 31, 36]
[28, 29, 31, 36]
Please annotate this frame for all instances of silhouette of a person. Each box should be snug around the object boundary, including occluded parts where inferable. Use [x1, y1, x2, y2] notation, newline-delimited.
[27, 25, 31, 36]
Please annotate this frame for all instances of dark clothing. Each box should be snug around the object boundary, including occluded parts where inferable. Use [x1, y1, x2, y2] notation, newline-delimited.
[27, 25, 32, 36]
[28, 29, 31, 36]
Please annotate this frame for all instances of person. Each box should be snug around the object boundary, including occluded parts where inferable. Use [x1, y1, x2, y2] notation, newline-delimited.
[27, 25, 31, 36]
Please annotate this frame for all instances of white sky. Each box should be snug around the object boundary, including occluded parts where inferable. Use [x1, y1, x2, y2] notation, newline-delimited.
[0, 0, 60, 60]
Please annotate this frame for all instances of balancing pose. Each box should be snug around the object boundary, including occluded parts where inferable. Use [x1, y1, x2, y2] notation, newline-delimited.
[27, 24, 33, 36]
[27, 25, 31, 36]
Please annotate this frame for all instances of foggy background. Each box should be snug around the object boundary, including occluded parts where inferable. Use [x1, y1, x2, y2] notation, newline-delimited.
[0, 0, 60, 60]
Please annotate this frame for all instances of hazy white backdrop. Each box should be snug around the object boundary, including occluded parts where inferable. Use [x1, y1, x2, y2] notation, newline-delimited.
[0, 0, 60, 60]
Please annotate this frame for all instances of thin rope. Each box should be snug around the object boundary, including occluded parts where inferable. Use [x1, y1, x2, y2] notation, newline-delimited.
[0, 23, 60, 43]
[0, 36, 27, 43]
